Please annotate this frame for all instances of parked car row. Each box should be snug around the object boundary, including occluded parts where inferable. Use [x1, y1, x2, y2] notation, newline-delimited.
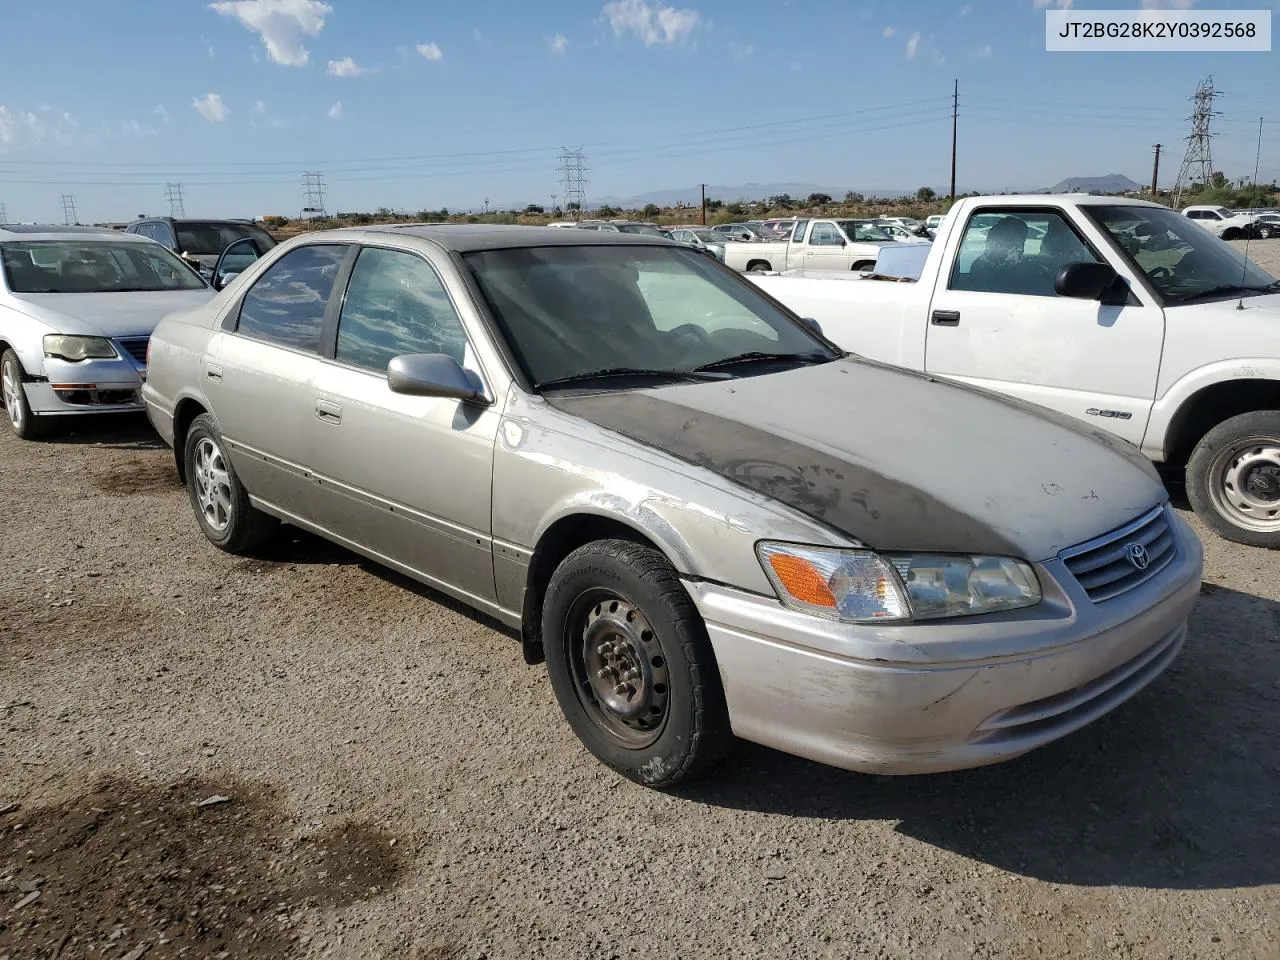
[2, 201, 1243, 792]
[1181, 204, 1275, 240]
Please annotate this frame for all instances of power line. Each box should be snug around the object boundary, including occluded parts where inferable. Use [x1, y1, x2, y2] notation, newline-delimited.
[60, 193, 77, 225]
[301, 171, 328, 216]
[1173, 76, 1219, 205]
[557, 148, 588, 218]
[164, 182, 186, 217]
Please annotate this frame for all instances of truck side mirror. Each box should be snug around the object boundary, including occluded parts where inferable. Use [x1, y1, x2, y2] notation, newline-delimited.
[1055, 262, 1120, 301]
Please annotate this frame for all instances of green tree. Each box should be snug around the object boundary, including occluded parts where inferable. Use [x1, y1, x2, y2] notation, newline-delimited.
[916, 186, 937, 202]
[524, 204, 545, 214]
[642, 203, 661, 218]
[768, 193, 794, 209]
[844, 191, 865, 203]
[707, 198, 725, 210]
[596, 205, 617, 217]
[807, 192, 832, 205]
[724, 201, 744, 216]
[1210, 171, 1228, 190]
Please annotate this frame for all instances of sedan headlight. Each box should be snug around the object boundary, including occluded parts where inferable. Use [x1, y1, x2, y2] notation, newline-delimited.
[756, 542, 1040, 623]
[43, 335, 118, 362]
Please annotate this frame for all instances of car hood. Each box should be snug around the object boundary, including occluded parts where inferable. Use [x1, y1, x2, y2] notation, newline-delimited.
[7, 289, 215, 339]
[546, 357, 1166, 562]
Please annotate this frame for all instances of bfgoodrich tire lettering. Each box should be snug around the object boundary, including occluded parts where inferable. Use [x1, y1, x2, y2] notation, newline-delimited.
[183, 412, 279, 553]
[541, 539, 733, 787]
[1186, 409, 1280, 548]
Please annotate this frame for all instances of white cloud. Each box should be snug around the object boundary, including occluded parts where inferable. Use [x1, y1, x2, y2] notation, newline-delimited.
[974, 44, 993, 58]
[416, 41, 443, 61]
[958, 3, 972, 16]
[882, 25, 895, 38]
[730, 41, 753, 60]
[1140, 0, 1195, 7]
[1033, 0, 1073, 8]
[122, 119, 157, 138]
[602, 0, 701, 46]
[326, 56, 368, 76]
[208, 0, 331, 67]
[327, 100, 343, 119]
[192, 93, 230, 123]
[153, 105, 172, 124]
[0, 106, 41, 148]
[906, 32, 921, 59]
[254, 99, 266, 114]
[549, 33, 569, 55]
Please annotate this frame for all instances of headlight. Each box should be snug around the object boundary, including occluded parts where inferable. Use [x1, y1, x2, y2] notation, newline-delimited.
[756, 542, 1040, 623]
[43, 335, 118, 362]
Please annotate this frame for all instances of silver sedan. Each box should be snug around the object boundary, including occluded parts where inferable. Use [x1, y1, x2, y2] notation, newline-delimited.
[142, 226, 1203, 787]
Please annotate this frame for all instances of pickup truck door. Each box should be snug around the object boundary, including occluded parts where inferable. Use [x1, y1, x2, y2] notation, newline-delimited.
[804, 221, 853, 272]
[922, 207, 1164, 447]
[783, 219, 810, 271]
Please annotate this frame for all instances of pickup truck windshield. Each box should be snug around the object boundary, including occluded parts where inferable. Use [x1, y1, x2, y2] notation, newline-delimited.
[836, 221, 893, 242]
[0, 240, 208, 293]
[463, 244, 837, 388]
[1088, 205, 1277, 304]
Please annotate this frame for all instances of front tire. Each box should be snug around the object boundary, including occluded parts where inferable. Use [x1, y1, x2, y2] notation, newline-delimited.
[745, 260, 772, 273]
[1, 349, 46, 440]
[1222, 228, 1242, 241]
[1186, 410, 1280, 548]
[1258, 225, 1274, 239]
[541, 539, 734, 787]
[183, 412, 278, 553]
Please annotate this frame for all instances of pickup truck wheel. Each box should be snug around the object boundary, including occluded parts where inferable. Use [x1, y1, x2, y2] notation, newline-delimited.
[745, 260, 772, 273]
[183, 413, 279, 553]
[1, 349, 47, 441]
[851, 260, 875, 272]
[541, 539, 734, 787]
[1187, 411, 1280, 548]
[1221, 228, 1242, 241]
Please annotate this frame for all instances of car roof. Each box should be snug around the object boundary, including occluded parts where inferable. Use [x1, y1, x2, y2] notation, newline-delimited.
[0, 224, 153, 242]
[308, 223, 677, 253]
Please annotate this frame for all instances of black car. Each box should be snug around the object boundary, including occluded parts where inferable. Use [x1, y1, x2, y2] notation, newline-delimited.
[124, 217, 278, 281]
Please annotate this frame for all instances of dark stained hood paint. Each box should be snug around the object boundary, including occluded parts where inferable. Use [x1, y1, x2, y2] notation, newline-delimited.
[546, 357, 1167, 561]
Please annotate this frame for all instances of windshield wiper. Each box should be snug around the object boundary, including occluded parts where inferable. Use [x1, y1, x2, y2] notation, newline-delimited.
[690, 351, 833, 373]
[536, 367, 731, 391]
[1174, 284, 1276, 304]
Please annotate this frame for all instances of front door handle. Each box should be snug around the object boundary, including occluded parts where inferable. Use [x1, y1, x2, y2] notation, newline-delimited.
[315, 399, 342, 424]
[205, 362, 223, 382]
[931, 310, 961, 327]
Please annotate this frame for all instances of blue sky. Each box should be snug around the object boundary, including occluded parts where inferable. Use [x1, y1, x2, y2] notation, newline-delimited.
[0, 0, 1276, 222]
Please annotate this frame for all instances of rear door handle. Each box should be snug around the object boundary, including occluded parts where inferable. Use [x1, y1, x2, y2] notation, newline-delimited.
[315, 399, 342, 424]
[930, 310, 961, 327]
[205, 362, 223, 381]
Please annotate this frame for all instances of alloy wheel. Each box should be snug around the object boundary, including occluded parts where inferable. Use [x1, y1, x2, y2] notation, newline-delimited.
[2, 357, 23, 431]
[193, 436, 234, 533]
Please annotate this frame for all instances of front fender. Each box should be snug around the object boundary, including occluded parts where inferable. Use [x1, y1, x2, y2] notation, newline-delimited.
[0, 307, 54, 378]
[1145, 358, 1280, 460]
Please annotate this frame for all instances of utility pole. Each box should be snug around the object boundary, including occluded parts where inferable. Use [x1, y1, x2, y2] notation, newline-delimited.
[301, 171, 328, 217]
[483, 197, 490, 214]
[550, 193, 557, 215]
[164, 182, 186, 217]
[700, 183, 707, 225]
[949, 79, 958, 202]
[60, 194, 78, 225]
[557, 148, 588, 220]
[1150, 144, 1162, 196]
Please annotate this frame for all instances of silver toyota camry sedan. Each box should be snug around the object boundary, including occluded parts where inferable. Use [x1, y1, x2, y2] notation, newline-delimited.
[142, 225, 1203, 788]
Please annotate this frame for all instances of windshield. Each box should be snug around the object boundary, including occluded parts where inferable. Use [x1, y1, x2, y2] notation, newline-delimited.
[462, 244, 837, 388]
[837, 221, 893, 242]
[1, 240, 209, 293]
[1087, 205, 1276, 303]
[175, 221, 277, 256]
[690, 229, 721, 242]
[613, 224, 665, 236]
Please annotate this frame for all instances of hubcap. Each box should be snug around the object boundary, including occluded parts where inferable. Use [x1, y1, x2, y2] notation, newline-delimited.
[1209, 436, 1280, 532]
[2, 359, 23, 430]
[569, 591, 670, 748]
[192, 437, 234, 533]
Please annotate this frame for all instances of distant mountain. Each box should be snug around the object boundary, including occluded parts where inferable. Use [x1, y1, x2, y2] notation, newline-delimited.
[588, 182, 916, 208]
[1047, 174, 1144, 195]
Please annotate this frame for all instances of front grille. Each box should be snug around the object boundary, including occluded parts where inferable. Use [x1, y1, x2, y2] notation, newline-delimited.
[117, 337, 149, 365]
[1061, 505, 1176, 603]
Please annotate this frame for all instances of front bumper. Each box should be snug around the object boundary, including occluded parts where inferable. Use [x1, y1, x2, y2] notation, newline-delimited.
[687, 508, 1204, 775]
[25, 346, 146, 416]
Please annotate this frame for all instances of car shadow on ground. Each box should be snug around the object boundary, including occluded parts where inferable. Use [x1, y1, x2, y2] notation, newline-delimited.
[42, 413, 165, 451]
[678, 582, 1280, 892]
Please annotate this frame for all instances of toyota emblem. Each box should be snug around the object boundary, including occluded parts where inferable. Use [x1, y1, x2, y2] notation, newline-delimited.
[1126, 542, 1150, 571]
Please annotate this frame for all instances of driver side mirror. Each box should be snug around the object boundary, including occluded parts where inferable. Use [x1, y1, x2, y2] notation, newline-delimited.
[800, 317, 823, 336]
[387, 353, 487, 403]
[1055, 261, 1122, 302]
[212, 237, 262, 291]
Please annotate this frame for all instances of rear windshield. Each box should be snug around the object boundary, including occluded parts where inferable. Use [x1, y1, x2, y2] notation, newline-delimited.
[1, 240, 208, 293]
[175, 222, 278, 256]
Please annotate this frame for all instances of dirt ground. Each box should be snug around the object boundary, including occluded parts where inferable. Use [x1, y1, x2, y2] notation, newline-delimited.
[3, 269, 1280, 958]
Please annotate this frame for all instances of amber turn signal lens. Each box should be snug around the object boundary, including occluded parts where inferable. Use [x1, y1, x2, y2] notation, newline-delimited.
[766, 552, 837, 608]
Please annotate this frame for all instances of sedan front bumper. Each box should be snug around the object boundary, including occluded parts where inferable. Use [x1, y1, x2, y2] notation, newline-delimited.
[25, 347, 147, 416]
[686, 509, 1203, 775]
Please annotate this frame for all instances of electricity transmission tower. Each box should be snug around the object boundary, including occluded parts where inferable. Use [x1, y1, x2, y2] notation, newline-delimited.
[164, 183, 186, 217]
[301, 171, 328, 216]
[60, 194, 78, 225]
[0, 202, 8, 224]
[1172, 76, 1220, 205]
[557, 148, 588, 220]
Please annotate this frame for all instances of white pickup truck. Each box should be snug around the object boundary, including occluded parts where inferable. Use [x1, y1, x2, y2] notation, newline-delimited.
[749, 193, 1280, 547]
[721, 218, 893, 275]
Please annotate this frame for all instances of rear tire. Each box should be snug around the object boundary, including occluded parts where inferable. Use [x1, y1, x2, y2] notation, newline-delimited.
[183, 412, 278, 554]
[1, 349, 47, 441]
[745, 261, 772, 273]
[1222, 228, 1242, 241]
[1258, 225, 1274, 239]
[1186, 410, 1280, 549]
[541, 539, 734, 788]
